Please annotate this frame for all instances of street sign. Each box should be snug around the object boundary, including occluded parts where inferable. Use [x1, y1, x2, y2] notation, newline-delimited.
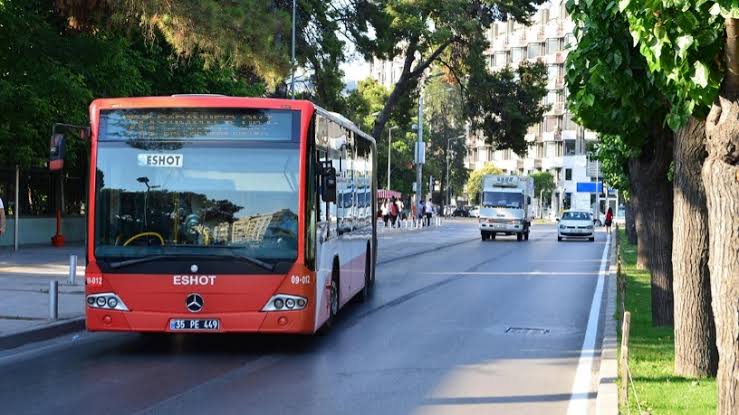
[576, 182, 603, 193]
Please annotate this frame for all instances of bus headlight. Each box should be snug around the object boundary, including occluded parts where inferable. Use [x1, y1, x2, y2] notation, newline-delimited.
[86, 293, 129, 311]
[262, 295, 307, 311]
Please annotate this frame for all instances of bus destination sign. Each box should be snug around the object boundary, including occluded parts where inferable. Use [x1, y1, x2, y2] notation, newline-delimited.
[99, 108, 297, 142]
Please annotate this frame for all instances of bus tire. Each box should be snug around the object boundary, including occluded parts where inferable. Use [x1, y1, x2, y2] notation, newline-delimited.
[320, 261, 340, 334]
[358, 246, 372, 302]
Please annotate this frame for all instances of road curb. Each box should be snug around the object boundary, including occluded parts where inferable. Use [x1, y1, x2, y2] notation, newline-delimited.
[595, 229, 619, 414]
[0, 317, 85, 351]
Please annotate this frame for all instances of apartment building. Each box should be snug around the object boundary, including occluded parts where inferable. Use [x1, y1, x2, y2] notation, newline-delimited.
[465, 1, 608, 216]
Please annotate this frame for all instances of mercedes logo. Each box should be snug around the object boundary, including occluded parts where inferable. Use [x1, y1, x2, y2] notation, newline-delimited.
[186, 293, 204, 313]
[190, 264, 199, 273]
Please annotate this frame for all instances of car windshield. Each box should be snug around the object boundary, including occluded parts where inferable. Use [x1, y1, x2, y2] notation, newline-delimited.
[482, 192, 523, 208]
[94, 108, 300, 264]
[562, 211, 592, 221]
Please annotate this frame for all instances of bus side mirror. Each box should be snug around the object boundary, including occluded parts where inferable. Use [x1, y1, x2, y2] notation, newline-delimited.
[555, 217, 560, 222]
[321, 166, 337, 203]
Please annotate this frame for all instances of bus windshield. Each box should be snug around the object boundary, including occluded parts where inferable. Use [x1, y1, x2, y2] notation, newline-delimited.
[482, 191, 523, 208]
[94, 108, 301, 265]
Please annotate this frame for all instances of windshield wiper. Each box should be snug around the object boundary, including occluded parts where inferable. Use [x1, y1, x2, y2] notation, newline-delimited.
[107, 253, 275, 272]
[109, 255, 169, 269]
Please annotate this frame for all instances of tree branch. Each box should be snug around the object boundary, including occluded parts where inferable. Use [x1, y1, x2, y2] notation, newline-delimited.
[409, 37, 456, 79]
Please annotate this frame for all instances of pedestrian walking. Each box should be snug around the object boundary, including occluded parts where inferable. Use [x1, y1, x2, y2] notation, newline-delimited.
[424, 200, 433, 227]
[389, 196, 399, 227]
[417, 200, 425, 226]
[604, 207, 613, 233]
[395, 199, 404, 228]
[0, 196, 5, 237]
[381, 200, 390, 227]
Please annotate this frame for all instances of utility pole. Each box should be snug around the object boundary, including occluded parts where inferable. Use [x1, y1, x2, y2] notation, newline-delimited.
[415, 94, 424, 205]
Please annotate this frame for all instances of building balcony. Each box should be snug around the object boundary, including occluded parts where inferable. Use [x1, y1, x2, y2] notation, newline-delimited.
[543, 131, 557, 141]
[493, 36, 510, 50]
[584, 130, 598, 140]
[561, 129, 577, 140]
[528, 27, 545, 42]
[547, 102, 565, 115]
[545, 23, 565, 39]
[546, 51, 567, 64]
[525, 132, 538, 142]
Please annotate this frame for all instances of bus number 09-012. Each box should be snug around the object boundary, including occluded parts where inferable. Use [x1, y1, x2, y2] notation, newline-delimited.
[291, 275, 310, 285]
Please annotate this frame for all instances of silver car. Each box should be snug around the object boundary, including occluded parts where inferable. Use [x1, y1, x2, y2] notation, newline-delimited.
[557, 210, 595, 242]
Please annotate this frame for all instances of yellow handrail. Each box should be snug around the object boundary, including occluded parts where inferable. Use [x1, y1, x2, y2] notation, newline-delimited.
[123, 232, 165, 246]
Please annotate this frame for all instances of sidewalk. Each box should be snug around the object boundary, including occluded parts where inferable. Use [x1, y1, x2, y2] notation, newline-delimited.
[0, 244, 86, 348]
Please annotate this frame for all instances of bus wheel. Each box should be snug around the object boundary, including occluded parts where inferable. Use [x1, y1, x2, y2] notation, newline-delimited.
[320, 266, 340, 335]
[358, 248, 372, 302]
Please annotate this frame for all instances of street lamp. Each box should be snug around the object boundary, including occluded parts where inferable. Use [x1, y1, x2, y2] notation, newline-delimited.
[446, 134, 466, 207]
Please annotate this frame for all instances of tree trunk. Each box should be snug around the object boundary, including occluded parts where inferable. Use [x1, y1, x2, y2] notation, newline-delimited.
[703, 18, 739, 414]
[629, 127, 674, 326]
[624, 198, 638, 245]
[628, 174, 649, 270]
[672, 117, 717, 378]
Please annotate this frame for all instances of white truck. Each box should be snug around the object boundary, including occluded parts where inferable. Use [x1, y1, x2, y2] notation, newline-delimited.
[479, 175, 534, 241]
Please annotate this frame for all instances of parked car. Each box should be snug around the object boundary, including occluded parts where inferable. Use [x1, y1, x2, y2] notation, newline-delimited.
[468, 206, 480, 218]
[452, 207, 469, 217]
[557, 210, 595, 242]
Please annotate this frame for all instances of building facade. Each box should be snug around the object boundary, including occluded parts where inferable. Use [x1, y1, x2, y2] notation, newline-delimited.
[465, 1, 608, 217]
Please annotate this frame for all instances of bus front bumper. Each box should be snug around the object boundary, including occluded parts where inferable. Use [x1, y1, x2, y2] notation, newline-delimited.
[86, 308, 316, 334]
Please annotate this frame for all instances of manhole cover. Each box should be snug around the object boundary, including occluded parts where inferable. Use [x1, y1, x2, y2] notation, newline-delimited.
[505, 327, 550, 335]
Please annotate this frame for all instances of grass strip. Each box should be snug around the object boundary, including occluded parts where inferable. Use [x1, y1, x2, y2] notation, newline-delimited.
[617, 229, 716, 414]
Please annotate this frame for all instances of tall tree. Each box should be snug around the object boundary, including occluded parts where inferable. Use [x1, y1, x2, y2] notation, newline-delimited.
[465, 163, 503, 203]
[422, 75, 468, 204]
[565, 0, 676, 327]
[360, 0, 546, 143]
[622, 0, 737, 403]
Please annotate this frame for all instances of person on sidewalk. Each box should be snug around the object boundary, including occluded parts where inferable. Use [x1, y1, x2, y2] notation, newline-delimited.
[424, 200, 433, 226]
[604, 207, 613, 233]
[381, 200, 390, 227]
[395, 198, 404, 228]
[389, 196, 399, 228]
[0, 196, 6, 237]
[417, 200, 425, 225]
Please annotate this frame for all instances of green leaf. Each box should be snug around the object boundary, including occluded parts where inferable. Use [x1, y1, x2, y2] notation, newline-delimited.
[613, 49, 623, 66]
[676, 35, 693, 59]
[692, 61, 709, 88]
[619, 0, 631, 12]
[710, 3, 722, 16]
[584, 92, 595, 106]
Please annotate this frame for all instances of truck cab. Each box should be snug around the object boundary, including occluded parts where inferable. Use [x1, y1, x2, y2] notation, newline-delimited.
[478, 175, 534, 241]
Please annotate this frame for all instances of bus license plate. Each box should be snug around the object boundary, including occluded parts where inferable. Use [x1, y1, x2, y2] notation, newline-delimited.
[169, 319, 220, 331]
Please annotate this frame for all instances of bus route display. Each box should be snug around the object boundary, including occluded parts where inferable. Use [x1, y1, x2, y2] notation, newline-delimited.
[99, 108, 298, 141]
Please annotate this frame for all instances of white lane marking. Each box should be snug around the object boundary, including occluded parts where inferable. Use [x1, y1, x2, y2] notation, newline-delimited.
[566, 232, 610, 415]
[423, 272, 602, 276]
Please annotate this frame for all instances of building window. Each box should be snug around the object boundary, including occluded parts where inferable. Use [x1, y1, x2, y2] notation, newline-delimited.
[563, 113, 578, 130]
[511, 47, 526, 64]
[564, 192, 572, 210]
[547, 64, 560, 81]
[546, 38, 562, 55]
[494, 51, 509, 67]
[564, 140, 576, 156]
[544, 116, 560, 132]
[565, 168, 573, 180]
[528, 43, 543, 59]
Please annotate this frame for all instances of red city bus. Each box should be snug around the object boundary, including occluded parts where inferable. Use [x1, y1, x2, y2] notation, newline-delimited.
[84, 96, 377, 334]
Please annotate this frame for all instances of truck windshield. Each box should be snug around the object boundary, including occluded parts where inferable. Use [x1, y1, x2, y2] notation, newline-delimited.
[482, 192, 523, 208]
[94, 108, 301, 265]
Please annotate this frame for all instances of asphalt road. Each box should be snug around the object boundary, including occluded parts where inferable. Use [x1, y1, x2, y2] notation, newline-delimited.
[0, 222, 610, 415]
